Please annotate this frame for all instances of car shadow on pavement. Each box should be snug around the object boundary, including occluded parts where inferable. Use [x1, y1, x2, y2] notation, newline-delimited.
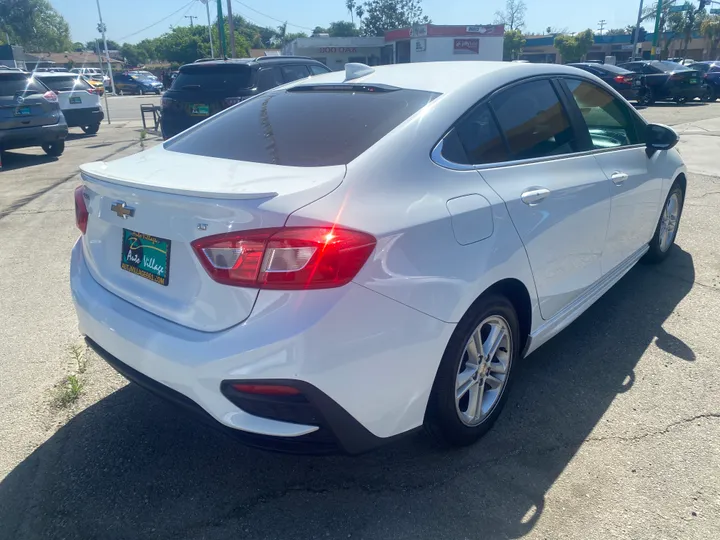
[0, 151, 57, 172]
[0, 248, 695, 540]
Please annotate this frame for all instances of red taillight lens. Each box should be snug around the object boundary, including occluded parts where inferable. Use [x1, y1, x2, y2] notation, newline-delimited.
[161, 96, 176, 108]
[43, 91, 58, 103]
[231, 384, 301, 396]
[223, 97, 244, 107]
[614, 75, 631, 84]
[74, 185, 88, 234]
[191, 227, 376, 290]
[86, 88, 97, 94]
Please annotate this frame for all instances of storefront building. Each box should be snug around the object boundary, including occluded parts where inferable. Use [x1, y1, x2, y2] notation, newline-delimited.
[283, 24, 504, 70]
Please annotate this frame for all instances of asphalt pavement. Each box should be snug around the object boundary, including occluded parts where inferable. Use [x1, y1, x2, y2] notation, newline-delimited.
[103, 94, 162, 122]
[0, 102, 718, 540]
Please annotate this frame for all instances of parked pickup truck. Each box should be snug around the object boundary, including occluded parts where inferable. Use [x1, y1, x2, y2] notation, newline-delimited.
[618, 60, 705, 105]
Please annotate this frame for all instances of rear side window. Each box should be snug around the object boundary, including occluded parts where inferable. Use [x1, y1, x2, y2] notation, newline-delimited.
[443, 104, 508, 165]
[309, 65, 331, 75]
[172, 65, 252, 91]
[166, 87, 439, 166]
[0, 74, 46, 96]
[595, 64, 632, 75]
[281, 65, 310, 83]
[35, 75, 91, 92]
[257, 67, 284, 91]
[491, 79, 579, 161]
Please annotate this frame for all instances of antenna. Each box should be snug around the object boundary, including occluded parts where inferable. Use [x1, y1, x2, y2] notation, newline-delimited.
[345, 63, 374, 81]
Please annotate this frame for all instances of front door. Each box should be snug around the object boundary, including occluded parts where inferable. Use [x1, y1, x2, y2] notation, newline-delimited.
[478, 79, 612, 320]
[561, 78, 663, 273]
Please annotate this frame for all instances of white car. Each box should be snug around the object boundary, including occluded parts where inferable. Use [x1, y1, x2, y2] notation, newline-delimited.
[70, 62, 686, 453]
[33, 73, 104, 134]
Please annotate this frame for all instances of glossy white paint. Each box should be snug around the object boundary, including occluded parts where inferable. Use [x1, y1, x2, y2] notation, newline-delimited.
[71, 61, 687, 443]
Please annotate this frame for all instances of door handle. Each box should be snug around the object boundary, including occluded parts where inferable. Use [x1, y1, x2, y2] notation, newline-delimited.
[521, 188, 551, 205]
[611, 172, 629, 185]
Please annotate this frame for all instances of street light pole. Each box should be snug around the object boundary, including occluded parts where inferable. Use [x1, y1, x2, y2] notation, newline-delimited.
[95, 0, 116, 99]
[632, 0, 645, 60]
[216, 0, 226, 57]
[200, 0, 215, 58]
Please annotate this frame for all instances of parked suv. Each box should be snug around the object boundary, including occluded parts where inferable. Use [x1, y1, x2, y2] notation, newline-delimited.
[160, 56, 331, 139]
[0, 71, 68, 156]
[32, 72, 104, 134]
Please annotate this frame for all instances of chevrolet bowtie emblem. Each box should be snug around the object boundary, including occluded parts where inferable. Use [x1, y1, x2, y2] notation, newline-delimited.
[110, 201, 135, 219]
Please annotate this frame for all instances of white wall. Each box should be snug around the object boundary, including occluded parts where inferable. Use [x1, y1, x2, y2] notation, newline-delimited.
[296, 48, 384, 71]
[410, 36, 504, 63]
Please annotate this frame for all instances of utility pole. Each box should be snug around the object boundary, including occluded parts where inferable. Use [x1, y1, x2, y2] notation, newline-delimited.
[95, 0, 116, 107]
[200, 0, 215, 58]
[226, 0, 236, 57]
[598, 19, 606, 36]
[185, 15, 198, 27]
[632, 0, 645, 60]
[652, 0, 664, 58]
[216, 0, 226, 58]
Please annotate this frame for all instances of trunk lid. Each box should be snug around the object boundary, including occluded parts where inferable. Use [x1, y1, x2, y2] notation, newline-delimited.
[668, 70, 702, 87]
[79, 146, 345, 332]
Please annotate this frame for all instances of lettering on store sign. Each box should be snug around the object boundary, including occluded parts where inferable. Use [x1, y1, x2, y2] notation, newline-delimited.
[318, 47, 358, 53]
[454, 39, 479, 54]
[409, 25, 428, 37]
[415, 39, 427, 52]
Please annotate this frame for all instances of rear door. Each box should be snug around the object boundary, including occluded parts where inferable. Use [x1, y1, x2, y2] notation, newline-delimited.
[560, 77, 663, 273]
[0, 73, 56, 129]
[473, 78, 612, 320]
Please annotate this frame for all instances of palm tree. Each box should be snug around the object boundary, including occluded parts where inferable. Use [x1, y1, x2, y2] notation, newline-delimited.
[701, 16, 720, 60]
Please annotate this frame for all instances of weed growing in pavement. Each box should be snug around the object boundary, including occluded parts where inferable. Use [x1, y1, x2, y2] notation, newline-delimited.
[69, 344, 87, 374]
[55, 375, 83, 408]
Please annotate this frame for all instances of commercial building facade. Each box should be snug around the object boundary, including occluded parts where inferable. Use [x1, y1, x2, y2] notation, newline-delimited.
[283, 24, 505, 70]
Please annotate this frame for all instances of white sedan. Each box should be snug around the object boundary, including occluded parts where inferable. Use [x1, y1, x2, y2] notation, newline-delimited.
[70, 61, 686, 453]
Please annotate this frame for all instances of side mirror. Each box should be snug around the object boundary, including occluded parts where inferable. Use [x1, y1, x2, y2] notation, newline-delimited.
[646, 123, 679, 156]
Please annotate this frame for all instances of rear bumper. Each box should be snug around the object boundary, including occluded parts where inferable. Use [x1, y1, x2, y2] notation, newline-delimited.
[0, 119, 68, 150]
[70, 239, 453, 453]
[63, 107, 104, 127]
[656, 85, 705, 100]
[160, 111, 204, 139]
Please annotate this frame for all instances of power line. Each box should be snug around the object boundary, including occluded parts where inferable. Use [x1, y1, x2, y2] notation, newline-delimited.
[233, 0, 314, 31]
[116, 0, 195, 42]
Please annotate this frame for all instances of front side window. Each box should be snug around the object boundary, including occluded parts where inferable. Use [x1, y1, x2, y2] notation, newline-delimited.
[281, 65, 310, 83]
[491, 79, 579, 161]
[564, 79, 644, 149]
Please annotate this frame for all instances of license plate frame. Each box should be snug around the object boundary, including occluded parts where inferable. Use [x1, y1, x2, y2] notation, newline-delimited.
[14, 106, 31, 116]
[689, 78, 698, 85]
[120, 229, 171, 286]
[190, 103, 210, 116]
[70, 96, 82, 104]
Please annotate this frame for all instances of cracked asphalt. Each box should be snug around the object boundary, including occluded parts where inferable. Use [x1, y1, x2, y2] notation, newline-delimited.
[0, 104, 719, 540]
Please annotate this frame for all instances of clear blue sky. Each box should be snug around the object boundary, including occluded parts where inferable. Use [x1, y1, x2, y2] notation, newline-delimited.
[50, 0, 643, 45]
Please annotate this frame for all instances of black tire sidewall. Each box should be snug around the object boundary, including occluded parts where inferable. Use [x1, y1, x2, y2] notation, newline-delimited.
[644, 184, 684, 263]
[425, 294, 520, 447]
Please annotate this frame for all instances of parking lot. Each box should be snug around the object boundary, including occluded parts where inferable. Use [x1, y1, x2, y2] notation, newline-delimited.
[0, 99, 719, 540]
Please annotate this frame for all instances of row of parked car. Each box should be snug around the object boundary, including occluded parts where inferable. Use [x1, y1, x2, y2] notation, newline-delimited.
[0, 68, 104, 158]
[569, 59, 720, 105]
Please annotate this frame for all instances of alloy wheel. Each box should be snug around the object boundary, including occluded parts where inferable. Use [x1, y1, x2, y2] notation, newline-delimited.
[659, 192, 680, 252]
[455, 315, 513, 426]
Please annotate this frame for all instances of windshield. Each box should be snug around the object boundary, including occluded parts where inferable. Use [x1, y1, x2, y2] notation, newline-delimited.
[654, 61, 691, 72]
[165, 86, 440, 166]
[172, 65, 253, 91]
[35, 75, 91, 92]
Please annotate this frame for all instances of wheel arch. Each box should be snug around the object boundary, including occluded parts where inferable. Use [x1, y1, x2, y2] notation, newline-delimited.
[673, 172, 687, 195]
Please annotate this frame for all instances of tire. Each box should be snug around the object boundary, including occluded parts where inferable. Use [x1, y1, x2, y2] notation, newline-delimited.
[643, 183, 684, 264]
[118, 89, 124, 96]
[639, 88, 656, 106]
[41, 141, 65, 157]
[424, 294, 520, 447]
[675, 97, 687, 105]
[81, 124, 100, 135]
[138, 88, 145, 96]
[703, 87, 718, 102]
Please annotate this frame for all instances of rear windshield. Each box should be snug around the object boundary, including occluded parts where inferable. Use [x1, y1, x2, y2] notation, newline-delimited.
[595, 63, 632, 74]
[35, 75, 91, 92]
[0, 74, 46, 96]
[165, 86, 439, 166]
[172, 65, 252, 91]
[654, 61, 690, 72]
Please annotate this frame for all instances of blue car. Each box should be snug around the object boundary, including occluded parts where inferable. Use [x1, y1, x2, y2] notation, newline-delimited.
[687, 61, 720, 102]
[113, 73, 163, 95]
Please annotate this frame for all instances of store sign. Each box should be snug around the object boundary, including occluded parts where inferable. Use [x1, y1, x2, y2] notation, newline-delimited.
[410, 25, 428, 37]
[454, 38, 479, 54]
[318, 47, 358, 53]
[466, 25, 492, 34]
[414, 39, 427, 52]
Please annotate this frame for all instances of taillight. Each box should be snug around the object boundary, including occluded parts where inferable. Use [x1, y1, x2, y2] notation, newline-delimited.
[191, 227, 376, 290]
[86, 88, 97, 94]
[161, 96, 175, 108]
[614, 75, 631, 84]
[42, 91, 58, 103]
[223, 97, 244, 107]
[74, 186, 88, 234]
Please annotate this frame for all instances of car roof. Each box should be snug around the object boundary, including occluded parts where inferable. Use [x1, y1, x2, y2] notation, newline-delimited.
[31, 72, 83, 78]
[183, 57, 326, 69]
[288, 61, 593, 94]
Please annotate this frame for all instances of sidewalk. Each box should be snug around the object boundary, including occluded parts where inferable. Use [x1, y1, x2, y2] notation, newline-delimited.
[673, 118, 720, 177]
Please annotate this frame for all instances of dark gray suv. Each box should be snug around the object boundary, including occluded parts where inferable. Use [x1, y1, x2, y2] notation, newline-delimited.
[0, 71, 68, 157]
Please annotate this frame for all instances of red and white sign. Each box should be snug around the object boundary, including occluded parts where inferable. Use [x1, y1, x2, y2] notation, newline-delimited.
[453, 38, 479, 54]
[318, 47, 358, 53]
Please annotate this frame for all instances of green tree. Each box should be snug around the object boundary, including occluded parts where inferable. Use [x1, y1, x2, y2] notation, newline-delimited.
[554, 29, 595, 63]
[503, 29, 526, 60]
[494, 0, 527, 31]
[72, 41, 85, 52]
[328, 21, 360, 37]
[120, 43, 149, 66]
[313, 26, 328, 35]
[0, 0, 72, 52]
[357, 0, 430, 37]
[701, 15, 720, 59]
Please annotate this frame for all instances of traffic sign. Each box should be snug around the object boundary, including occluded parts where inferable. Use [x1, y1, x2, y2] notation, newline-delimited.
[669, 5, 688, 12]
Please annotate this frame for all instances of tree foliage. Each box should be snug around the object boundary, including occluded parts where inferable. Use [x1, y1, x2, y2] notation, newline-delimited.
[355, 0, 430, 37]
[503, 29, 526, 60]
[701, 15, 720, 59]
[554, 29, 595, 63]
[328, 21, 361, 37]
[0, 0, 72, 52]
[494, 0, 527, 31]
